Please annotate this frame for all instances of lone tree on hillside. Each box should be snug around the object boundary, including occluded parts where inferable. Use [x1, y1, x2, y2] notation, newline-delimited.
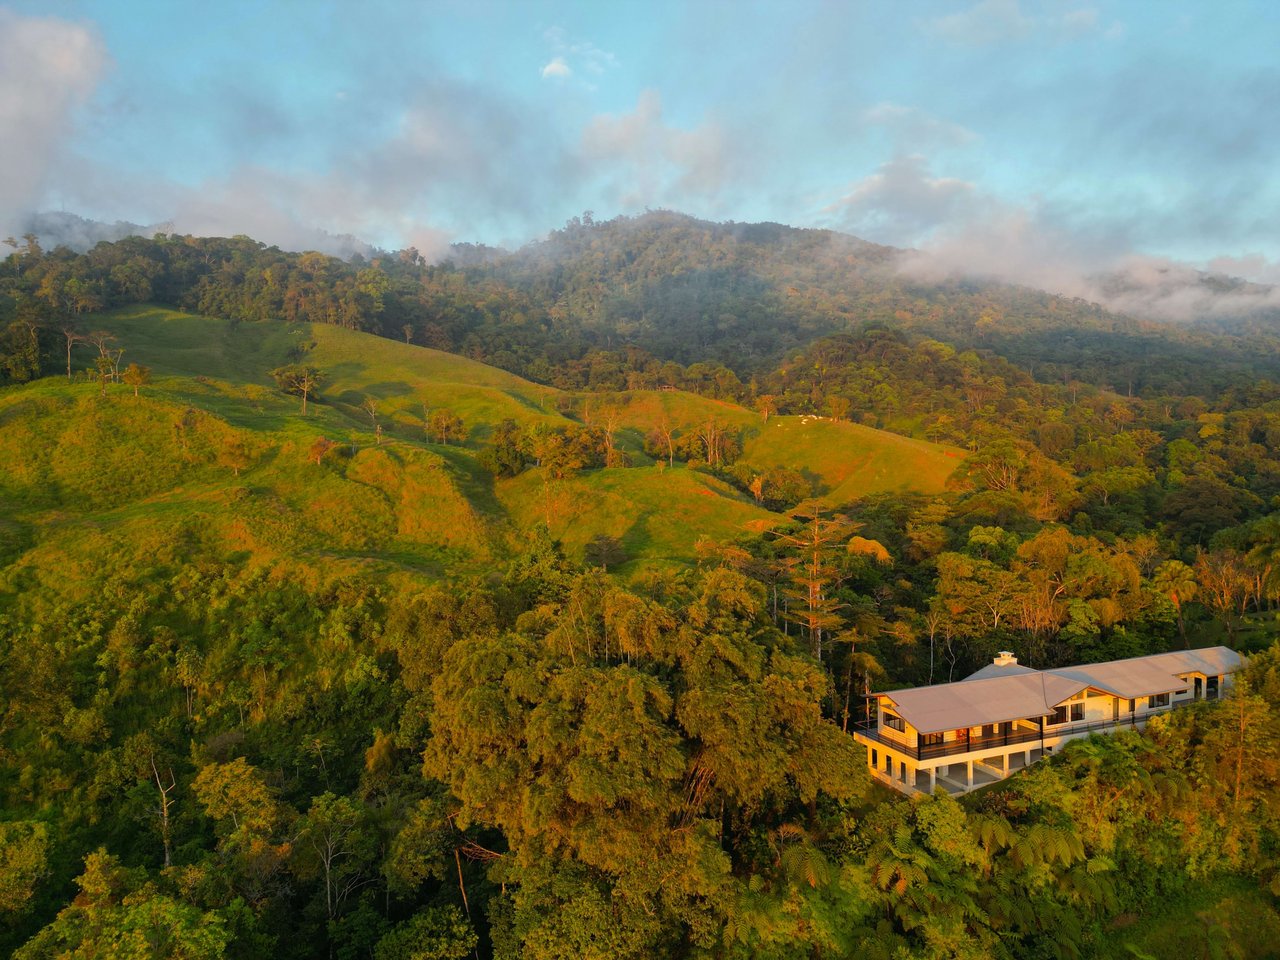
[428, 409, 464, 445]
[218, 436, 253, 477]
[585, 534, 626, 571]
[60, 324, 84, 381]
[362, 396, 383, 444]
[310, 437, 340, 465]
[271, 365, 324, 415]
[772, 506, 856, 663]
[93, 356, 113, 397]
[122, 362, 151, 397]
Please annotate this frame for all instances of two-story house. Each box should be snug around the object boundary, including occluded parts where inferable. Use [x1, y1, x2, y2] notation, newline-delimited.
[852, 646, 1242, 795]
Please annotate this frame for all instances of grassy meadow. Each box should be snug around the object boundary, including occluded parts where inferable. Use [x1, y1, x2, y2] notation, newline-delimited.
[0, 306, 963, 584]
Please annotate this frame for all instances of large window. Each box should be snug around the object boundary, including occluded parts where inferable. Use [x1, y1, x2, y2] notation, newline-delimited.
[1147, 692, 1170, 709]
[883, 713, 905, 732]
[1049, 706, 1068, 725]
[921, 732, 944, 747]
[1070, 703, 1085, 722]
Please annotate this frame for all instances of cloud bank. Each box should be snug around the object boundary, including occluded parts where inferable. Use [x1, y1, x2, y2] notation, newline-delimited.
[4, 4, 1278, 327]
[0, 10, 107, 237]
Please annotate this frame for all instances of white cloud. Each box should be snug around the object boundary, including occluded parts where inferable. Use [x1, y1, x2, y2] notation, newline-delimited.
[1054, 7, 1098, 35]
[0, 10, 108, 236]
[540, 56, 571, 80]
[578, 90, 731, 211]
[43, 79, 579, 258]
[542, 26, 617, 76]
[923, 0, 1119, 45]
[824, 155, 977, 246]
[923, 0, 1032, 45]
[886, 186, 1280, 324]
[863, 102, 978, 150]
[1207, 253, 1280, 287]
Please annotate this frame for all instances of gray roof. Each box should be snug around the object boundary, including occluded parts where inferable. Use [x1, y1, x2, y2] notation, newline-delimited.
[964, 662, 1039, 681]
[880, 646, 1242, 735]
[883, 672, 1088, 735]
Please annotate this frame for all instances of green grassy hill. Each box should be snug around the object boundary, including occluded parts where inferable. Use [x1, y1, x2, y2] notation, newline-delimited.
[495, 464, 778, 565]
[0, 307, 964, 584]
[613, 389, 961, 501]
[743, 415, 963, 501]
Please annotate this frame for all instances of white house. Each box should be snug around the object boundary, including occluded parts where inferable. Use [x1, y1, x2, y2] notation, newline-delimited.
[852, 646, 1242, 795]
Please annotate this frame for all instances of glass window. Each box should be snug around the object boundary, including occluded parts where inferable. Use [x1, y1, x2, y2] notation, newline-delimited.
[1070, 703, 1084, 722]
[1146, 692, 1170, 709]
[1049, 706, 1068, 725]
[883, 713, 905, 732]
[921, 732, 944, 747]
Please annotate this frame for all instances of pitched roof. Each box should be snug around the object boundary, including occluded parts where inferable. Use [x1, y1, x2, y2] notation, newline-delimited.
[1049, 647, 1244, 698]
[879, 646, 1242, 735]
[883, 672, 1088, 735]
[964, 662, 1039, 681]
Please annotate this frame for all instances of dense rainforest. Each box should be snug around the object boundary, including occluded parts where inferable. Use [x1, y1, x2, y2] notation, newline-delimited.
[3, 216, 1280, 959]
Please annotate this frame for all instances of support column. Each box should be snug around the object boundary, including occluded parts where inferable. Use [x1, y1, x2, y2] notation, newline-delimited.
[1000, 752, 1008, 775]
[1024, 749, 1031, 767]
[965, 760, 973, 789]
[928, 768, 937, 793]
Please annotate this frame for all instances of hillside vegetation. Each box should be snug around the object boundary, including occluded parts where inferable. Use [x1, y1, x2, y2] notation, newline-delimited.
[5, 226, 1280, 960]
[0, 306, 960, 586]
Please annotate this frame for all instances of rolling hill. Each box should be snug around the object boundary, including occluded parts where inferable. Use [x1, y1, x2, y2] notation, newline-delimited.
[0, 306, 963, 586]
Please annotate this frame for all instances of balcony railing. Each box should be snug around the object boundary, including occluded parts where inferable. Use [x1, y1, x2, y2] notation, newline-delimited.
[854, 702, 1186, 762]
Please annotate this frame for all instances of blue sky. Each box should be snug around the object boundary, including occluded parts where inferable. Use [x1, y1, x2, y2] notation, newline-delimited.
[4, 0, 1280, 302]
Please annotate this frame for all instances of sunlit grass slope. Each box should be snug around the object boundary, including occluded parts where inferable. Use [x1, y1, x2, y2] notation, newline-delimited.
[0, 384, 490, 600]
[615, 390, 962, 503]
[495, 464, 778, 565]
[91, 305, 570, 440]
[0, 307, 966, 587]
[743, 416, 963, 501]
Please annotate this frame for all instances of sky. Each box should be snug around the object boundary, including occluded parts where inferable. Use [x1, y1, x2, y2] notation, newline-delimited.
[5, 0, 1280, 312]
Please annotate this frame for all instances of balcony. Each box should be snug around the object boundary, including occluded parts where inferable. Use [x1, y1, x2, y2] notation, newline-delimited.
[854, 703, 1183, 763]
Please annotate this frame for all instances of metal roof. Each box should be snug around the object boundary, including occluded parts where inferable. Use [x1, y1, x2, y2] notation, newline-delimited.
[963, 662, 1039, 681]
[879, 646, 1242, 735]
[883, 672, 1088, 735]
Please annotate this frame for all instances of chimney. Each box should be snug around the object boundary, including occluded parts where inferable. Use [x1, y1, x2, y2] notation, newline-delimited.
[993, 651, 1018, 667]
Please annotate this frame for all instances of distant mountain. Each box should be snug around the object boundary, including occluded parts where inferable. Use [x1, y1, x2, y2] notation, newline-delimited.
[454, 211, 1280, 392]
[8, 209, 1280, 396]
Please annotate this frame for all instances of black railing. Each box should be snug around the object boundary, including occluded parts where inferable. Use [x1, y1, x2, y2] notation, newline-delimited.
[854, 703, 1185, 762]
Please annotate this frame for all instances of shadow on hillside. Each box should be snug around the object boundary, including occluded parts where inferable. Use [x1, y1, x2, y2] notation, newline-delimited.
[433, 446, 508, 523]
[333, 380, 414, 406]
[501, 388, 549, 413]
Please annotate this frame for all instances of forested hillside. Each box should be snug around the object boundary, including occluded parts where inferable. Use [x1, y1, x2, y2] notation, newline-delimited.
[3, 222, 1280, 958]
[6, 212, 1280, 399]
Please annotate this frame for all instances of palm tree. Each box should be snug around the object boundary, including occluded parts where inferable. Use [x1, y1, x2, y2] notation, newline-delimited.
[1152, 560, 1197, 646]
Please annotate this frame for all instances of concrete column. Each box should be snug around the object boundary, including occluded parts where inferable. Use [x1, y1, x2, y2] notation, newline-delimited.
[1000, 752, 1008, 775]
[1024, 749, 1031, 767]
[928, 768, 937, 793]
[965, 760, 973, 789]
